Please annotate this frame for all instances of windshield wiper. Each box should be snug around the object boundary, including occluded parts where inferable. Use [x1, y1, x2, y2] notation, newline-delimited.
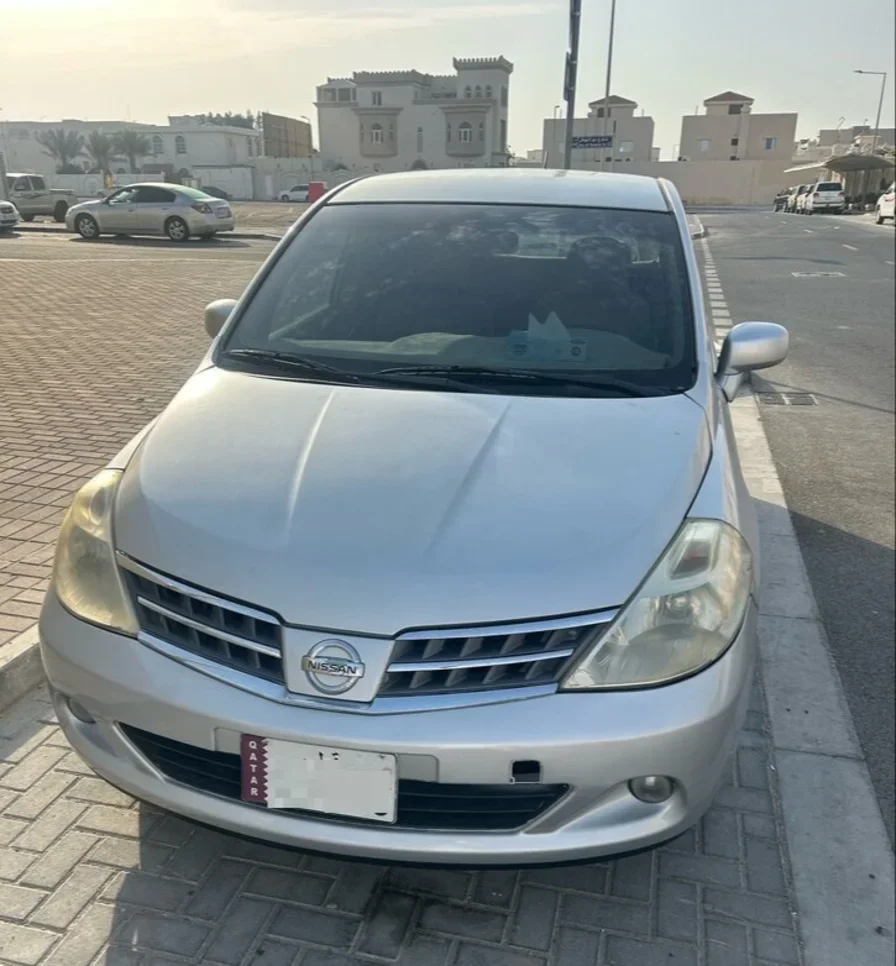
[221, 349, 491, 393]
[222, 348, 360, 381]
[375, 364, 661, 398]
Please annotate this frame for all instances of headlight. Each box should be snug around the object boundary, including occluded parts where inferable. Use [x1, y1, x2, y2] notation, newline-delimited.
[562, 520, 752, 690]
[53, 469, 137, 634]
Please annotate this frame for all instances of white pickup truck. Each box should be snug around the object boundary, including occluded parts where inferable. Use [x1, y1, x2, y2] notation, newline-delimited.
[5, 173, 77, 222]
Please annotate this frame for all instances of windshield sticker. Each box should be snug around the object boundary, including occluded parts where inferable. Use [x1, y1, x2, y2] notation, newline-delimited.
[506, 313, 588, 363]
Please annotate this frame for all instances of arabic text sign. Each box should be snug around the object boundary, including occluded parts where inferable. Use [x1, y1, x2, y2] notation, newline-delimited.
[571, 135, 613, 149]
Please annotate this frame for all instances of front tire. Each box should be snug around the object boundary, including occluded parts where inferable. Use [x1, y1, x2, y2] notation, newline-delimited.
[876, 209, 885, 225]
[165, 216, 190, 243]
[21, 214, 34, 223]
[75, 214, 100, 239]
[280, 195, 290, 202]
[53, 201, 68, 223]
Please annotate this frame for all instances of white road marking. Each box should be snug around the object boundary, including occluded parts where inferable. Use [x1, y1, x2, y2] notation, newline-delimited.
[842, 244, 858, 251]
[804, 229, 814, 234]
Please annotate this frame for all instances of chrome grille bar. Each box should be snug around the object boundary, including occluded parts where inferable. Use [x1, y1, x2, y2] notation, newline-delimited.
[136, 596, 281, 659]
[388, 647, 577, 674]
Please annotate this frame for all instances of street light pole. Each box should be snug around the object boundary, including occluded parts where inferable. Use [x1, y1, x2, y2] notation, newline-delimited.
[600, 0, 618, 173]
[853, 69, 887, 156]
[299, 114, 314, 180]
[562, 0, 582, 170]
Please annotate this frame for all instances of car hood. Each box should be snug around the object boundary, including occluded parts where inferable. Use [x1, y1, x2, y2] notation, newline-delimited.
[67, 199, 104, 216]
[115, 367, 711, 636]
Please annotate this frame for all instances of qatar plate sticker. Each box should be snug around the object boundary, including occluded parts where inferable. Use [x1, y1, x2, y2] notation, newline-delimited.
[241, 735, 397, 822]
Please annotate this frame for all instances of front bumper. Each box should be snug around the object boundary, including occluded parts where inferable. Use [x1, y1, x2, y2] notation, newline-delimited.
[39, 590, 757, 865]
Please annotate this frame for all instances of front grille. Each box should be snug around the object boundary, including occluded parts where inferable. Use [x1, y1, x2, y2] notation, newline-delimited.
[121, 725, 568, 831]
[121, 558, 613, 701]
[380, 620, 609, 697]
[123, 566, 285, 684]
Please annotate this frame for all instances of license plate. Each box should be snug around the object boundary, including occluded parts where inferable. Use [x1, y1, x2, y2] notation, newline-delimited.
[241, 735, 397, 822]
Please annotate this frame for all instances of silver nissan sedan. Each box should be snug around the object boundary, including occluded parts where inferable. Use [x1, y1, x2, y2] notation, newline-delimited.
[65, 182, 234, 241]
[39, 169, 788, 865]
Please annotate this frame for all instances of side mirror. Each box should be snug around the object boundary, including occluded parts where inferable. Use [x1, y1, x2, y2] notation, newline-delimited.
[716, 321, 789, 401]
[204, 299, 238, 339]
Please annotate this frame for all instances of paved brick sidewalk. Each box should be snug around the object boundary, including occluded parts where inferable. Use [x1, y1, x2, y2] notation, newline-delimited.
[0, 683, 801, 966]
[0, 240, 262, 654]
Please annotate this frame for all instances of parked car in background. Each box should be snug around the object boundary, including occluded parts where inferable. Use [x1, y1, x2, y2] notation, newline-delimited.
[40, 169, 790, 866]
[875, 181, 895, 223]
[773, 187, 792, 212]
[803, 181, 846, 215]
[279, 184, 310, 202]
[791, 184, 812, 214]
[5, 173, 77, 222]
[65, 183, 234, 242]
[0, 200, 20, 232]
[201, 186, 232, 201]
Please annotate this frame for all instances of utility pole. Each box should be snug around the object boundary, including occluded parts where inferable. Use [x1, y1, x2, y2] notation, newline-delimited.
[600, 0, 618, 172]
[562, 0, 582, 169]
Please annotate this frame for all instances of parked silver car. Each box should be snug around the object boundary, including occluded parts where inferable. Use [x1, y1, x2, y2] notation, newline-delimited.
[65, 183, 234, 241]
[40, 169, 788, 865]
[0, 199, 20, 231]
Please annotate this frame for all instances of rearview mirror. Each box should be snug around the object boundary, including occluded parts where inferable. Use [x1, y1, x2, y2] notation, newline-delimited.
[204, 299, 238, 339]
[716, 321, 789, 401]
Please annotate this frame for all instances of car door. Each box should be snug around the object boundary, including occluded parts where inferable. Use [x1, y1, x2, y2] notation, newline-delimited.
[28, 175, 51, 212]
[102, 187, 139, 231]
[10, 177, 36, 215]
[131, 186, 178, 234]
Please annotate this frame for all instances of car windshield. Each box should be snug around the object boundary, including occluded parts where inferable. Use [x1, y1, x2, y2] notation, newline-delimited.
[221, 202, 696, 397]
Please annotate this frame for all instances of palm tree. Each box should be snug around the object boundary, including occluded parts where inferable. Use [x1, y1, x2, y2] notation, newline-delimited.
[112, 130, 151, 174]
[84, 131, 119, 176]
[35, 128, 86, 174]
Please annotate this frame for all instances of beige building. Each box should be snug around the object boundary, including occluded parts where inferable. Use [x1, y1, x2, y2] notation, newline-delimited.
[542, 95, 655, 167]
[678, 91, 796, 162]
[315, 57, 513, 173]
[259, 113, 313, 159]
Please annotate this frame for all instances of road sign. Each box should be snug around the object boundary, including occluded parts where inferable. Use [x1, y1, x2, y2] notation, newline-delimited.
[571, 135, 613, 149]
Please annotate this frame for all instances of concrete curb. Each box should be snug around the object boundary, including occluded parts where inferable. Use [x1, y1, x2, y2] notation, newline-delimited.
[731, 392, 895, 966]
[0, 627, 43, 714]
[697, 228, 896, 966]
[13, 224, 284, 241]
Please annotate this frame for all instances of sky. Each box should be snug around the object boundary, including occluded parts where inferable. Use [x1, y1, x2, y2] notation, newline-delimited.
[2, 0, 894, 159]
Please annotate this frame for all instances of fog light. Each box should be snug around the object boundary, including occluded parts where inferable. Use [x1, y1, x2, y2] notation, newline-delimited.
[629, 775, 674, 804]
[67, 698, 96, 724]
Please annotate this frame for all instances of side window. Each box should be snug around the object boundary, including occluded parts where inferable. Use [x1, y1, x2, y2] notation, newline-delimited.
[30, 176, 47, 191]
[13, 178, 30, 192]
[133, 187, 176, 204]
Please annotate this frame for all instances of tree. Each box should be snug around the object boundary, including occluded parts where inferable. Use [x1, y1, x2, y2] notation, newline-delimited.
[35, 129, 85, 174]
[83, 131, 119, 176]
[409, 159, 428, 170]
[112, 130, 152, 173]
[202, 111, 255, 129]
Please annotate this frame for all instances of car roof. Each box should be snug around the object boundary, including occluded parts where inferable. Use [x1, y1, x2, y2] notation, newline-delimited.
[328, 169, 670, 212]
[116, 182, 191, 191]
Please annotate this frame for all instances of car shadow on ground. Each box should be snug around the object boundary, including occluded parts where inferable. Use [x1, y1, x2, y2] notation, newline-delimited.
[67, 235, 254, 251]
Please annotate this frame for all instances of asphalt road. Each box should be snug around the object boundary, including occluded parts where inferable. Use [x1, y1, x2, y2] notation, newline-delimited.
[700, 210, 896, 842]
